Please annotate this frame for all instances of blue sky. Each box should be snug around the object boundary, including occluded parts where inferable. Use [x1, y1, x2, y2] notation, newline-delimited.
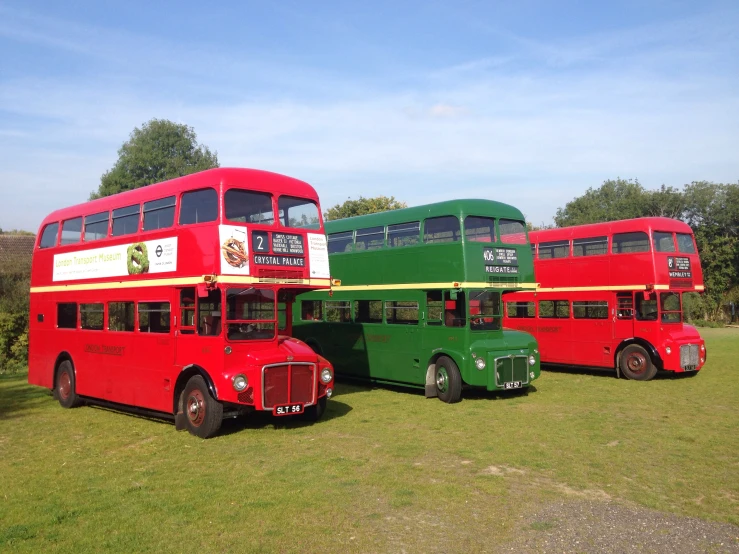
[1, 0, 738, 232]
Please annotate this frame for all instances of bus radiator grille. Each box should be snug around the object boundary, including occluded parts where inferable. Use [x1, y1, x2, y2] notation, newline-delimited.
[493, 355, 530, 387]
[680, 344, 699, 370]
[263, 364, 316, 408]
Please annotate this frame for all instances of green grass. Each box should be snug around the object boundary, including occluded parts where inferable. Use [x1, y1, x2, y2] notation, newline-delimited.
[1, 328, 738, 552]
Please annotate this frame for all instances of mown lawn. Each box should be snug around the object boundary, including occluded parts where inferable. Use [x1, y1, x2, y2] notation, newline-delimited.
[1, 328, 737, 553]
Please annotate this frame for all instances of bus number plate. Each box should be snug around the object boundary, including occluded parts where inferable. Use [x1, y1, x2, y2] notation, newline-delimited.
[273, 403, 304, 416]
[504, 381, 523, 390]
[684, 365, 696, 371]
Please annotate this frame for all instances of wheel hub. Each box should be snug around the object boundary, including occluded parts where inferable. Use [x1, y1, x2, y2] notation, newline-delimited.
[187, 391, 205, 426]
[59, 372, 71, 400]
[436, 367, 449, 393]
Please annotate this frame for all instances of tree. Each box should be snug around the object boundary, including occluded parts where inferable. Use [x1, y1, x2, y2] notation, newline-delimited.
[324, 196, 407, 221]
[554, 179, 685, 227]
[90, 119, 219, 199]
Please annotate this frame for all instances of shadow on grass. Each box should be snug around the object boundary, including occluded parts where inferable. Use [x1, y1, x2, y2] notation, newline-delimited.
[218, 398, 354, 436]
[85, 397, 354, 438]
[335, 376, 539, 403]
[0, 373, 53, 420]
[543, 364, 703, 381]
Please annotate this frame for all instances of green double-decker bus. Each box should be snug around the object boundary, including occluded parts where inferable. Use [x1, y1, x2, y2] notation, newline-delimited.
[292, 199, 541, 403]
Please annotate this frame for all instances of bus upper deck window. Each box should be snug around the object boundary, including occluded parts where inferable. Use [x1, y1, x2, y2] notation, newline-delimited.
[143, 196, 176, 231]
[612, 232, 649, 253]
[464, 216, 495, 243]
[424, 216, 460, 244]
[388, 222, 420, 248]
[676, 233, 696, 253]
[225, 190, 274, 225]
[498, 219, 527, 244]
[60, 217, 82, 245]
[180, 189, 218, 225]
[112, 205, 140, 236]
[653, 232, 676, 252]
[327, 231, 354, 254]
[355, 226, 384, 250]
[39, 222, 59, 248]
[278, 196, 320, 229]
[84, 211, 109, 241]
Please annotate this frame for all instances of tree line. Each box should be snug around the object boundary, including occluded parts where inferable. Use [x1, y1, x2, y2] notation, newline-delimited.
[0, 119, 734, 372]
[552, 178, 738, 321]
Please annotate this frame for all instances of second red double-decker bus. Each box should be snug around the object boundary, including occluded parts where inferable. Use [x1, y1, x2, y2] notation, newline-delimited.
[503, 217, 706, 380]
[28, 168, 335, 437]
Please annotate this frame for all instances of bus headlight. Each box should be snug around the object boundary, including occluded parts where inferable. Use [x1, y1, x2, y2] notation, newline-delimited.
[320, 368, 333, 384]
[475, 357, 486, 370]
[232, 374, 248, 392]
[700, 344, 705, 352]
[528, 355, 536, 366]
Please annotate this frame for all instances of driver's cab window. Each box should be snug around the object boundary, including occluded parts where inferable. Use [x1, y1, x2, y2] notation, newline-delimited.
[635, 292, 658, 321]
[444, 291, 466, 327]
[198, 289, 222, 336]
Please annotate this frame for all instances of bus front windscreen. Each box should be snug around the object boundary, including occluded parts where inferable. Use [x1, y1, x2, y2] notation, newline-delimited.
[660, 292, 682, 323]
[226, 288, 276, 340]
[469, 290, 502, 331]
[278, 196, 320, 229]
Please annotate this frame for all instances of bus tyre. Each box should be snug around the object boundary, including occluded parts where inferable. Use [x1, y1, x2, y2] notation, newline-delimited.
[435, 356, 462, 404]
[620, 345, 658, 381]
[302, 396, 327, 422]
[55, 360, 82, 408]
[181, 375, 223, 438]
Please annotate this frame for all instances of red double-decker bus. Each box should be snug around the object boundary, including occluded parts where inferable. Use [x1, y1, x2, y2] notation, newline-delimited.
[28, 168, 335, 437]
[503, 217, 706, 380]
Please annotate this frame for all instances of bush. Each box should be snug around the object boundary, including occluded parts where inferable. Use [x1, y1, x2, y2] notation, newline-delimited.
[689, 319, 724, 328]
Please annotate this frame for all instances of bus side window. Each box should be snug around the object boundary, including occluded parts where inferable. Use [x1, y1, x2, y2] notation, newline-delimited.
[617, 293, 634, 319]
[635, 293, 658, 321]
[180, 289, 196, 334]
[426, 291, 443, 325]
[301, 300, 322, 321]
[443, 291, 465, 327]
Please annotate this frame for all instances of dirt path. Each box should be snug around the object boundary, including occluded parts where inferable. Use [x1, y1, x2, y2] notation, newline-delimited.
[497, 499, 739, 553]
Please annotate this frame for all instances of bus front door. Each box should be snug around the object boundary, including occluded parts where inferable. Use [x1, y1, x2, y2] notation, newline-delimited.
[614, 292, 636, 342]
[173, 287, 224, 408]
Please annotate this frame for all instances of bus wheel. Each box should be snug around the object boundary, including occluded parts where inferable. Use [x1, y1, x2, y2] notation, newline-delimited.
[620, 345, 657, 381]
[182, 376, 223, 438]
[302, 396, 327, 422]
[435, 356, 462, 403]
[55, 360, 82, 408]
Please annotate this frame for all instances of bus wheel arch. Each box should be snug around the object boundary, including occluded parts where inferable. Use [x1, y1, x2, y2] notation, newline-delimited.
[173, 365, 219, 415]
[616, 340, 660, 381]
[54, 355, 81, 408]
[305, 338, 323, 356]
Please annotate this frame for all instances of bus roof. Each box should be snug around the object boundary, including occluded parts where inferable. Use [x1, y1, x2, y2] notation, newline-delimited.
[530, 217, 694, 243]
[325, 199, 526, 233]
[39, 167, 319, 231]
